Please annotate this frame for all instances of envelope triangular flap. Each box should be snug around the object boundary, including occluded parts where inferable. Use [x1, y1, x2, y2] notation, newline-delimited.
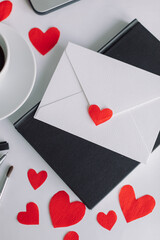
[66, 43, 160, 115]
[38, 50, 82, 108]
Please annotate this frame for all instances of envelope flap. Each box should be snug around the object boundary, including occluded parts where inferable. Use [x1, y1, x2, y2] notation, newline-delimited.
[66, 43, 160, 115]
[38, 50, 82, 109]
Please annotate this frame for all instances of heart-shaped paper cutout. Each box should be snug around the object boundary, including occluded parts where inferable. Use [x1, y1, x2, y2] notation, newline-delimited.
[0, 1, 12, 22]
[17, 202, 39, 225]
[88, 105, 113, 126]
[119, 185, 156, 223]
[64, 231, 79, 240]
[49, 191, 86, 228]
[27, 169, 47, 190]
[29, 27, 60, 55]
[97, 210, 117, 231]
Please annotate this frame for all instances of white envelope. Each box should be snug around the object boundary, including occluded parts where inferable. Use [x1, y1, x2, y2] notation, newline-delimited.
[35, 42, 160, 163]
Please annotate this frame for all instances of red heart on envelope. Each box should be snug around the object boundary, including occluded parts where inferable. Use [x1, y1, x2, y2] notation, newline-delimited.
[88, 105, 113, 126]
[119, 185, 156, 223]
[29, 27, 60, 55]
[17, 202, 39, 225]
[64, 232, 79, 240]
[0, 1, 12, 22]
[49, 191, 86, 228]
[97, 210, 117, 230]
[28, 169, 47, 190]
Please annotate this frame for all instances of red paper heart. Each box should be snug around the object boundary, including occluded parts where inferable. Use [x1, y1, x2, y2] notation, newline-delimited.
[119, 185, 156, 223]
[27, 169, 47, 190]
[29, 27, 60, 55]
[97, 210, 117, 231]
[0, 1, 12, 22]
[17, 202, 39, 225]
[88, 105, 113, 126]
[64, 231, 79, 240]
[49, 191, 86, 228]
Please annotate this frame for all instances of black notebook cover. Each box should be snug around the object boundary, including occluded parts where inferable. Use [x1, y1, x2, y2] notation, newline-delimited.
[15, 19, 160, 209]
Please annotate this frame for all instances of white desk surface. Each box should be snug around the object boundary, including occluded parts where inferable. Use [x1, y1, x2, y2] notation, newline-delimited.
[0, 0, 160, 239]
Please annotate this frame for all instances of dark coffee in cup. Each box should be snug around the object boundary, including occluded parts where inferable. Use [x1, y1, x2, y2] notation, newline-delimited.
[0, 46, 5, 72]
[0, 35, 9, 80]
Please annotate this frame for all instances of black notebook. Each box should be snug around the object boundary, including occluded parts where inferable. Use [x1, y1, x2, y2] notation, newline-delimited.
[15, 19, 160, 209]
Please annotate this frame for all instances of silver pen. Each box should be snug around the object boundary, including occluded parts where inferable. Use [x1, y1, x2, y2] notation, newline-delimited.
[0, 166, 13, 200]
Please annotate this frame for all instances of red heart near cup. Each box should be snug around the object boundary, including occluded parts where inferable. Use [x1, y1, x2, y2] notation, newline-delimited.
[0, 1, 12, 22]
[29, 27, 60, 55]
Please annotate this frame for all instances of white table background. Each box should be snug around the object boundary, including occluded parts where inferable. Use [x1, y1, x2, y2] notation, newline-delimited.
[0, 0, 160, 239]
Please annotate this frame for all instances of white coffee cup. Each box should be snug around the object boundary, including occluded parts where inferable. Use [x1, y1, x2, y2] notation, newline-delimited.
[0, 34, 10, 80]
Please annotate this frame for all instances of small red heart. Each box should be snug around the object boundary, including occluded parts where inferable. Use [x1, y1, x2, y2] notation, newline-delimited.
[28, 27, 60, 55]
[49, 191, 86, 228]
[88, 105, 113, 126]
[27, 169, 47, 190]
[0, 1, 12, 22]
[17, 202, 39, 225]
[119, 185, 156, 223]
[97, 210, 117, 231]
[64, 231, 79, 240]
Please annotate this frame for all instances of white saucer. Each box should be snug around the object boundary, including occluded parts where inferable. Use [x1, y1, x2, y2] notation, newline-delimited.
[0, 23, 36, 120]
